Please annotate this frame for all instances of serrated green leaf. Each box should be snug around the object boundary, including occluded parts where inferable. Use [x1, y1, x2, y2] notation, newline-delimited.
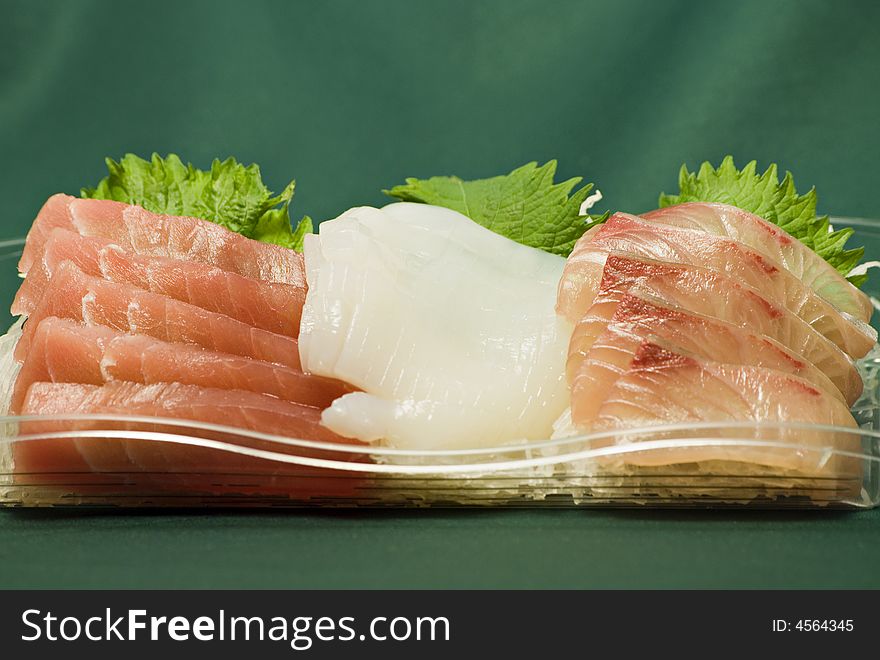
[384, 161, 603, 256]
[82, 153, 312, 252]
[250, 207, 287, 244]
[660, 155, 866, 286]
[251, 210, 311, 250]
[291, 216, 314, 252]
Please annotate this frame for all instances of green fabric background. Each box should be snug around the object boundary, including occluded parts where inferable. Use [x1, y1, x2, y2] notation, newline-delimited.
[1, 0, 879, 589]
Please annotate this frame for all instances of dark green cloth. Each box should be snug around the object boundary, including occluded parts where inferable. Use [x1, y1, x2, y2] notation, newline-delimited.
[2, 509, 880, 588]
[1, 0, 879, 589]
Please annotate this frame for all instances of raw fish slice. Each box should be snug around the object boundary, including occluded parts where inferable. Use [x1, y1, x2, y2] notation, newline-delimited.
[101, 334, 354, 408]
[21, 381, 343, 444]
[10, 317, 352, 413]
[568, 291, 845, 427]
[15, 382, 364, 487]
[17, 194, 127, 275]
[560, 212, 875, 358]
[18, 194, 75, 275]
[14, 229, 304, 335]
[97, 245, 304, 336]
[68, 199, 306, 286]
[588, 341, 860, 474]
[14, 262, 300, 370]
[300, 202, 572, 450]
[578, 255, 862, 403]
[642, 202, 872, 322]
[10, 319, 115, 414]
[13, 230, 101, 316]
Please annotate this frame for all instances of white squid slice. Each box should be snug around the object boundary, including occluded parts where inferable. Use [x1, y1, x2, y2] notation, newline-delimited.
[299, 202, 572, 450]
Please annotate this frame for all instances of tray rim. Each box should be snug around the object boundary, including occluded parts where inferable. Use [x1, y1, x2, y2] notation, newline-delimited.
[3, 414, 878, 475]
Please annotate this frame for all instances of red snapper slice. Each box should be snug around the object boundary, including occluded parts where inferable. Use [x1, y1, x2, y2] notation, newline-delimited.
[588, 341, 860, 475]
[569, 255, 862, 404]
[558, 212, 875, 358]
[641, 202, 872, 322]
[568, 290, 844, 428]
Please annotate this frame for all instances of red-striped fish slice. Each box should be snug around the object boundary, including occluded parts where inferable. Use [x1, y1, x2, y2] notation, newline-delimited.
[568, 255, 862, 405]
[568, 290, 844, 428]
[641, 202, 872, 322]
[557, 212, 875, 358]
[587, 340, 859, 475]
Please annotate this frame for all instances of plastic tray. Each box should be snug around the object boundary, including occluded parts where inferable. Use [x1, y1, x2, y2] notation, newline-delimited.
[1, 219, 879, 509]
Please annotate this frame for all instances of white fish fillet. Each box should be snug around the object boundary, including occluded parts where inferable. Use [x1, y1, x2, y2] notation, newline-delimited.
[299, 202, 573, 450]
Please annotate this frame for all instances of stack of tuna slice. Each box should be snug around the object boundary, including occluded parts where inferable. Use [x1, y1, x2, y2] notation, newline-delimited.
[7, 194, 362, 494]
[556, 202, 875, 474]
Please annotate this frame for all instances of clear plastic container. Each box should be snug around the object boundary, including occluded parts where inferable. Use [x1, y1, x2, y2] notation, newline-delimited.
[1, 220, 879, 509]
[1, 412, 878, 508]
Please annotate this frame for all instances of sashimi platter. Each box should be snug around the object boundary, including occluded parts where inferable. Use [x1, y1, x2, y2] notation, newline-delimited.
[1, 154, 879, 508]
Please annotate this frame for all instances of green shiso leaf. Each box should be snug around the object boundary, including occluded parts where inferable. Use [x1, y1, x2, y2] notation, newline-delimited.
[384, 161, 606, 256]
[660, 155, 865, 286]
[82, 153, 311, 251]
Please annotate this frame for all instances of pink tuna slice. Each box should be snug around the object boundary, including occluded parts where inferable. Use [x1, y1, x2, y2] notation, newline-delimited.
[10, 317, 353, 414]
[17, 194, 124, 275]
[18, 196, 306, 287]
[13, 229, 304, 336]
[68, 198, 306, 286]
[15, 381, 364, 483]
[14, 262, 301, 370]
